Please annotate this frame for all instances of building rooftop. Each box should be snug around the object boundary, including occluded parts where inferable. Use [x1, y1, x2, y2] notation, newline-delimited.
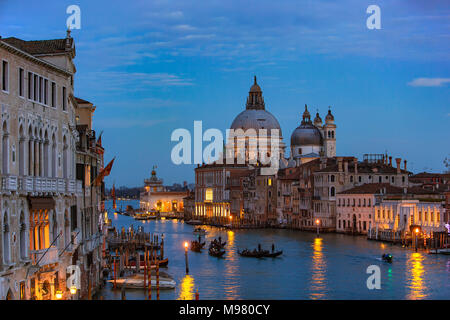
[1, 36, 74, 56]
[338, 183, 440, 195]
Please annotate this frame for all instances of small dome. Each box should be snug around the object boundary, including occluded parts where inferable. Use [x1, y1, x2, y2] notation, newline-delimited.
[325, 108, 334, 122]
[290, 122, 323, 146]
[314, 112, 322, 125]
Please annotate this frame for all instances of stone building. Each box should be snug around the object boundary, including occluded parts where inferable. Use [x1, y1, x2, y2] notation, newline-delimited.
[312, 154, 410, 231]
[0, 32, 106, 300]
[140, 169, 188, 214]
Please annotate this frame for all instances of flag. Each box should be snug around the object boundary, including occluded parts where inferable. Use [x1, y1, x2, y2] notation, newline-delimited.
[92, 157, 115, 186]
[96, 131, 103, 147]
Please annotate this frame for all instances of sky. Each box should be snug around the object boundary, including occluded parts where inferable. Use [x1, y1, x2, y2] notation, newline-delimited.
[0, 0, 449, 187]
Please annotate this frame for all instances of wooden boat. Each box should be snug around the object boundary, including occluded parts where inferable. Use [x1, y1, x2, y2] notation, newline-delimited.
[238, 249, 268, 258]
[107, 276, 175, 289]
[128, 258, 169, 268]
[193, 227, 207, 235]
[209, 247, 226, 258]
[263, 250, 283, 258]
[185, 220, 203, 225]
[190, 240, 205, 252]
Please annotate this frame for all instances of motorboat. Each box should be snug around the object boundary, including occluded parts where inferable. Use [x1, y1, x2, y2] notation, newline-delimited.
[382, 254, 393, 263]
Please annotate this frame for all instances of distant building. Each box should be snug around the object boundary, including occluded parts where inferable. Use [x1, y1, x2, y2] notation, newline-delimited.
[140, 169, 188, 213]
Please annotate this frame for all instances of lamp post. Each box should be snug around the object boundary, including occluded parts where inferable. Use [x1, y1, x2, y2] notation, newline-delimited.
[184, 241, 189, 274]
[315, 219, 320, 237]
[414, 228, 419, 252]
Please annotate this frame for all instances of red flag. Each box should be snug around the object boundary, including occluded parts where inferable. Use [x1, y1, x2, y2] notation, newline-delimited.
[92, 157, 115, 186]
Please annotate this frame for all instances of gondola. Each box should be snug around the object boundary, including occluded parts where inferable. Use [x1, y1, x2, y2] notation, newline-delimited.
[209, 239, 226, 249]
[237, 249, 267, 258]
[263, 250, 283, 258]
[209, 247, 226, 258]
[190, 240, 205, 252]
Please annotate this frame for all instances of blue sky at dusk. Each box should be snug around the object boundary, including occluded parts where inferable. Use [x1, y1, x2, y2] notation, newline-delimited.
[1, 0, 449, 187]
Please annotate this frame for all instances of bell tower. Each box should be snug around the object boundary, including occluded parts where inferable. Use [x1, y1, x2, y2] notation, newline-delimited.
[323, 107, 336, 157]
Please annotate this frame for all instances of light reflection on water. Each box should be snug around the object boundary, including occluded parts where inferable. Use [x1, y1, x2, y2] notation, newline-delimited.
[309, 237, 327, 299]
[177, 275, 195, 300]
[406, 253, 427, 300]
[103, 200, 450, 300]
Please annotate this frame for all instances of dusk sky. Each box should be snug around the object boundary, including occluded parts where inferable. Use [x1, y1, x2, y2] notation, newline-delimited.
[1, 0, 449, 187]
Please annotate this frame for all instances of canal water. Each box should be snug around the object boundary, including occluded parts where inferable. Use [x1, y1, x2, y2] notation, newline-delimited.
[100, 200, 450, 300]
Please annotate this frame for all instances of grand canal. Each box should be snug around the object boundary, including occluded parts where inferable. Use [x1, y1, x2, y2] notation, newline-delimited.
[100, 200, 450, 300]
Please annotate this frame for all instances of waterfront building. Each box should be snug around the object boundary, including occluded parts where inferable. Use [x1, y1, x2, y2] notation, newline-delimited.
[312, 154, 410, 231]
[182, 191, 195, 220]
[0, 32, 107, 300]
[276, 167, 300, 226]
[0, 32, 80, 300]
[74, 97, 105, 299]
[140, 168, 188, 214]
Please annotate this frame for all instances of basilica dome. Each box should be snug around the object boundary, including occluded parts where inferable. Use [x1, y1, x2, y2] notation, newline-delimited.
[290, 122, 322, 146]
[290, 104, 323, 147]
[230, 76, 282, 136]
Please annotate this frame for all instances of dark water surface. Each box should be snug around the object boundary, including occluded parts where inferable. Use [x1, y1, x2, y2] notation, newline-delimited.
[100, 200, 450, 300]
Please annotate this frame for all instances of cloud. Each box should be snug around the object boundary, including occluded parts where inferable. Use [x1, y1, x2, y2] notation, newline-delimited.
[408, 78, 450, 87]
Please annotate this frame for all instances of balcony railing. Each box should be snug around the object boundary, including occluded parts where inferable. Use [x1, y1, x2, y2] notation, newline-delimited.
[30, 246, 59, 267]
[2, 175, 82, 195]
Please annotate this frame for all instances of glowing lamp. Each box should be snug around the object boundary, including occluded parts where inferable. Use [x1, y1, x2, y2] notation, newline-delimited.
[415, 228, 419, 234]
[229, 215, 233, 220]
[315, 219, 320, 225]
[184, 241, 188, 249]
[70, 286, 77, 295]
[55, 290, 63, 300]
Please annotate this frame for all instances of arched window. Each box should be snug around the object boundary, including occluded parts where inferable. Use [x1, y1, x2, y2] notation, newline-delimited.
[3, 212, 10, 264]
[51, 133, 57, 177]
[330, 186, 335, 197]
[2, 122, 9, 174]
[44, 131, 49, 177]
[330, 175, 335, 182]
[331, 131, 334, 138]
[19, 212, 27, 260]
[28, 127, 33, 176]
[350, 176, 353, 183]
[19, 125, 25, 176]
[63, 136, 68, 178]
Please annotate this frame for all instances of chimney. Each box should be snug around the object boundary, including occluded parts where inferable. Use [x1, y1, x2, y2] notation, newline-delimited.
[353, 158, 358, 174]
[338, 157, 343, 172]
[389, 156, 392, 167]
[395, 158, 401, 174]
[404, 160, 407, 171]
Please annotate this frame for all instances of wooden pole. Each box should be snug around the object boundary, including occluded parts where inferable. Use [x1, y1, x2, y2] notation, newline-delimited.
[148, 250, 151, 300]
[113, 257, 117, 289]
[156, 260, 160, 300]
[144, 247, 147, 288]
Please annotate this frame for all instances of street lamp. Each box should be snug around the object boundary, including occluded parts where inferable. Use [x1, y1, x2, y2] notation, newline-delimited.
[70, 286, 77, 295]
[414, 228, 419, 252]
[184, 241, 189, 274]
[315, 219, 320, 237]
[55, 290, 63, 300]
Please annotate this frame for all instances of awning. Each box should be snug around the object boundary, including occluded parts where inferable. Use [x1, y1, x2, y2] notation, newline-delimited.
[27, 197, 56, 211]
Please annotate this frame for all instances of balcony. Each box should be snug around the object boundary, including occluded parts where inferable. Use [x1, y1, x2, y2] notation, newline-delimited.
[1, 175, 18, 192]
[30, 246, 59, 267]
[3, 175, 82, 195]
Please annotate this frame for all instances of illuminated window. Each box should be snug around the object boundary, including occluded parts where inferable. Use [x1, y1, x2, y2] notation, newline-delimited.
[205, 188, 213, 202]
[268, 178, 272, 186]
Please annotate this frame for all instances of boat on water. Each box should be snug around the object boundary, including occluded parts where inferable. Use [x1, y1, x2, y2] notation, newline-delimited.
[382, 254, 393, 263]
[108, 274, 176, 289]
[209, 238, 226, 250]
[193, 227, 207, 235]
[209, 247, 226, 258]
[185, 220, 203, 225]
[128, 258, 169, 268]
[238, 248, 283, 258]
[429, 248, 450, 255]
[190, 240, 205, 252]
[134, 213, 157, 220]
